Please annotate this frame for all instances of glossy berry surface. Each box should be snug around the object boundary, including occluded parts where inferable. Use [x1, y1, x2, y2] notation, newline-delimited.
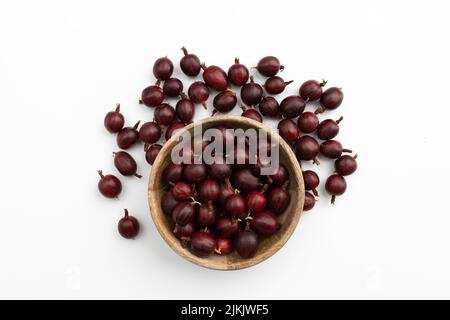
[162, 163, 183, 184]
[320, 87, 344, 110]
[303, 192, 315, 211]
[180, 47, 201, 76]
[145, 144, 162, 165]
[278, 118, 299, 142]
[163, 78, 183, 97]
[250, 211, 280, 235]
[317, 117, 343, 140]
[320, 140, 351, 159]
[335, 154, 358, 176]
[198, 179, 220, 202]
[295, 136, 320, 163]
[246, 191, 267, 213]
[297, 112, 319, 133]
[118, 209, 140, 239]
[141, 83, 164, 107]
[215, 216, 240, 238]
[171, 181, 193, 200]
[176, 97, 195, 124]
[227, 58, 249, 86]
[202, 64, 229, 91]
[280, 96, 306, 118]
[161, 189, 181, 215]
[173, 222, 196, 239]
[268, 188, 290, 214]
[97, 170, 122, 198]
[269, 164, 288, 187]
[231, 168, 263, 193]
[165, 121, 185, 140]
[240, 77, 263, 106]
[213, 90, 237, 113]
[188, 81, 210, 106]
[184, 164, 207, 183]
[191, 231, 216, 256]
[113, 151, 141, 178]
[299, 79, 326, 101]
[197, 202, 218, 227]
[241, 107, 263, 123]
[117, 121, 140, 149]
[172, 202, 195, 225]
[258, 96, 279, 117]
[153, 57, 173, 80]
[104, 103, 124, 133]
[216, 237, 233, 255]
[207, 163, 232, 181]
[139, 121, 161, 144]
[225, 193, 247, 219]
[303, 170, 319, 195]
[325, 174, 347, 204]
[257, 56, 283, 77]
[154, 103, 176, 126]
[264, 76, 293, 95]
[234, 229, 258, 258]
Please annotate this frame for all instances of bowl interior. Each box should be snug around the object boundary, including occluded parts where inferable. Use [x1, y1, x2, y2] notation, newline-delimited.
[148, 116, 304, 270]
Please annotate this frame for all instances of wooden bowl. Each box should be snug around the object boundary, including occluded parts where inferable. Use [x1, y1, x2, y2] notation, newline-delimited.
[148, 116, 304, 270]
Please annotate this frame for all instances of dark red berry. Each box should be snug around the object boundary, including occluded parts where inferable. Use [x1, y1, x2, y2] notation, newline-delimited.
[297, 112, 319, 133]
[139, 121, 161, 144]
[207, 163, 232, 181]
[268, 187, 289, 214]
[180, 47, 201, 77]
[227, 58, 249, 86]
[165, 121, 185, 140]
[246, 190, 267, 213]
[162, 163, 183, 184]
[191, 231, 216, 256]
[197, 202, 218, 227]
[117, 121, 140, 149]
[231, 168, 263, 193]
[299, 79, 327, 101]
[154, 103, 176, 126]
[118, 209, 140, 239]
[325, 174, 347, 204]
[264, 76, 293, 95]
[145, 144, 162, 165]
[320, 140, 352, 159]
[295, 135, 320, 165]
[188, 81, 210, 108]
[172, 202, 195, 225]
[258, 96, 280, 117]
[225, 193, 246, 219]
[234, 229, 258, 258]
[163, 78, 183, 97]
[257, 56, 283, 77]
[211, 124, 235, 146]
[317, 116, 343, 140]
[184, 164, 207, 183]
[104, 103, 124, 133]
[303, 192, 316, 211]
[277, 118, 299, 142]
[269, 164, 288, 187]
[335, 154, 358, 176]
[153, 57, 173, 81]
[213, 90, 237, 113]
[303, 170, 319, 196]
[173, 222, 196, 239]
[241, 76, 263, 106]
[198, 179, 220, 202]
[280, 96, 306, 118]
[241, 106, 263, 122]
[161, 190, 181, 215]
[218, 180, 235, 204]
[176, 95, 195, 124]
[215, 237, 233, 255]
[202, 64, 229, 91]
[140, 82, 164, 107]
[171, 181, 193, 200]
[113, 151, 142, 178]
[318, 87, 344, 112]
[215, 216, 240, 238]
[97, 170, 122, 198]
[250, 211, 280, 235]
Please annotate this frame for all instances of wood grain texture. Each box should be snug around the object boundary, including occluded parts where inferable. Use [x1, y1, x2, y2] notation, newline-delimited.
[148, 115, 304, 270]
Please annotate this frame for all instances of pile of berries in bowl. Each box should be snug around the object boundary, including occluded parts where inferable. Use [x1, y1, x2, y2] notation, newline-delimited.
[148, 117, 304, 270]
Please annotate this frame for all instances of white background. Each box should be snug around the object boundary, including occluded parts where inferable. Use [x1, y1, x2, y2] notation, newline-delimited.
[0, 0, 449, 299]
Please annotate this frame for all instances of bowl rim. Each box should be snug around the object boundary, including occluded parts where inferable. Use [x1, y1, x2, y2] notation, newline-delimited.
[148, 115, 304, 270]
